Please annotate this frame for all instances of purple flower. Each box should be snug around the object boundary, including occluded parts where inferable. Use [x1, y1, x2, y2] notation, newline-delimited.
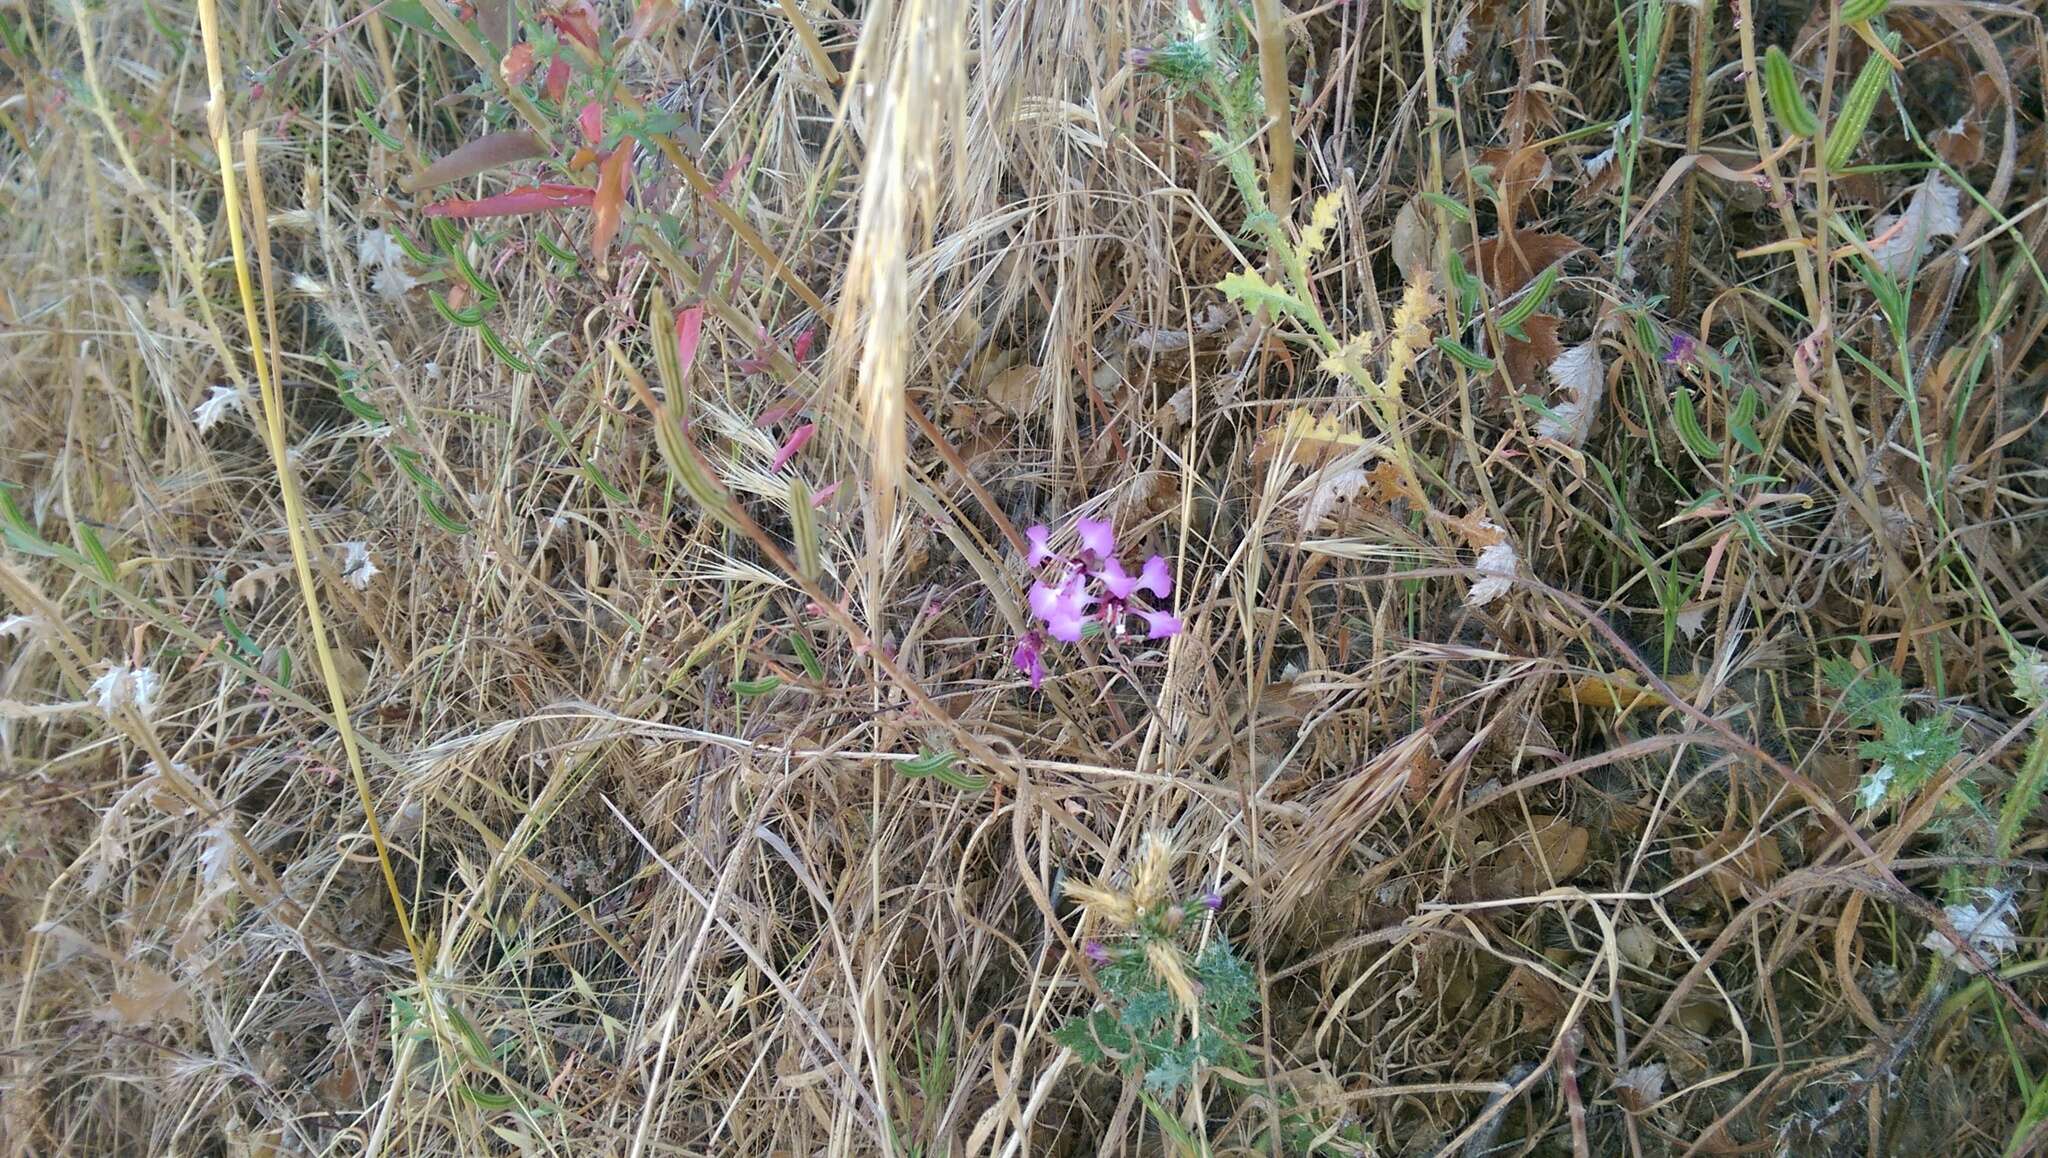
[1075, 517, 1115, 561]
[1083, 939, 1110, 964]
[1030, 575, 1095, 643]
[1663, 332, 1699, 366]
[1138, 609, 1183, 639]
[1025, 524, 1053, 569]
[1200, 888, 1223, 912]
[1095, 557, 1140, 600]
[1138, 554, 1172, 599]
[1013, 633, 1046, 688]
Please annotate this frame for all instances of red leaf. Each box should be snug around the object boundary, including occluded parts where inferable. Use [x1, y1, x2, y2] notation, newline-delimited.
[790, 327, 815, 362]
[628, 0, 678, 40]
[590, 141, 634, 268]
[543, 54, 571, 102]
[675, 306, 704, 376]
[771, 423, 816, 472]
[545, 0, 599, 51]
[421, 183, 594, 219]
[578, 101, 603, 147]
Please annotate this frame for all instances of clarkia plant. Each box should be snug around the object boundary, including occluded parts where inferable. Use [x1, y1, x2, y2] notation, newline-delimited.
[1013, 517, 1180, 688]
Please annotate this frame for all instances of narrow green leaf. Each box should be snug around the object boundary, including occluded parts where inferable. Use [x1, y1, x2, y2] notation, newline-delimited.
[1764, 47, 1819, 138]
[1729, 385, 1765, 455]
[430, 290, 487, 328]
[1434, 337, 1497, 373]
[77, 523, 117, 584]
[1822, 38, 1897, 171]
[790, 634, 823, 682]
[732, 675, 781, 697]
[1672, 388, 1721, 458]
[420, 492, 471, 535]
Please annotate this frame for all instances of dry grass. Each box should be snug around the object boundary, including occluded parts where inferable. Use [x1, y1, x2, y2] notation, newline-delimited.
[3, 0, 2048, 1153]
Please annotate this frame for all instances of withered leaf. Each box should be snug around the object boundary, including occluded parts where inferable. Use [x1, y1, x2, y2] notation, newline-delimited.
[1500, 313, 1563, 389]
[99, 966, 193, 1026]
[1254, 407, 1373, 467]
[1472, 231, 1584, 297]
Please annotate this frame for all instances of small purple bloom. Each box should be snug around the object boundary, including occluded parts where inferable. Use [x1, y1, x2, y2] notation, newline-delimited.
[1013, 633, 1046, 688]
[1200, 888, 1223, 912]
[1075, 517, 1115, 561]
[1083, 939, 1110, 964]
[1137, 554, 1172, 599]
[1031, 575, 1095, 643]
[1138, 608, 1183, 639]
[1095, 557, 1140, 600]
[1663, 332, 1699, 366]
[1025, 524, 1053, 569]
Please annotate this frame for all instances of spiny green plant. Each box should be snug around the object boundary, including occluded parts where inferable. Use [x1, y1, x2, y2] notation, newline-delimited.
[1054, 838, 1255, 1095]
[1821, 654, 1966, 814]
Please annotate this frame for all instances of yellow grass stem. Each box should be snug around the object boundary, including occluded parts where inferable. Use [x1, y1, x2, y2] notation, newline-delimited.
[195, 0, 426, 977]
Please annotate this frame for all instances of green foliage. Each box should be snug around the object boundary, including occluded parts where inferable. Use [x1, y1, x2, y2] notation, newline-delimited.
[1822, 655, 1966, 811]
[1054, 930, 1257, 1096]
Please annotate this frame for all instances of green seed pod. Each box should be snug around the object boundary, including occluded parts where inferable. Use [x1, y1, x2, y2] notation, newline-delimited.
[1764, 47, 1819, 139]
[1823, 41, 1898, 171]
[1838, 0, 1889, 24]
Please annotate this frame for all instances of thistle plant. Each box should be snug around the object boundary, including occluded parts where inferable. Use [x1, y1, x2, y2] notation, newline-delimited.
[1053, 837, 1254, 1095]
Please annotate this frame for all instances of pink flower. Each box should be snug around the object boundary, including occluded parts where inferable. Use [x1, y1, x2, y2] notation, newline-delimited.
[1025, 524, 1053, 568]
[1095, 557, 1140, 600]
[1138, 609, 1183, 639]
[1084, 939, 1110, 964]
[1137, 554, 1172, 599]
[1075, 517, 1115, 561]
[1013, 634, 1046, 688]
[1030, 576, 1095, 643]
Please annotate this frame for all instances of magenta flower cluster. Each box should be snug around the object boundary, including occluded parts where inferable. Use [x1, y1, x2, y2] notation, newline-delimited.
[1012, 517, 1181, 688]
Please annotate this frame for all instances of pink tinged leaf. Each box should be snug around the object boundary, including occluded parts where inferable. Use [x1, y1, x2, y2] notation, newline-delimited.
[578, 101, 604, 146]
[810, 481, 840, 507]
[421, 183, 594, 219]
[771, 422, 815, 472]
[401, 130, 547, 194]
[1139, 609, 1183, 639]
[591, 141, 634, 268]
[756, 401, 802, 427]
[543, 54, 571, 102]
[675, 305, 704, 376]
[1095, 558, 1140, 600]
[1138, 554, 1172, 599]
[1076, 517, 1115, 560]
[711, 153, 750, 201]
[790, 327, 816, 362]
[1025, 525, 1053, 568]
[500, 42, 538, 86]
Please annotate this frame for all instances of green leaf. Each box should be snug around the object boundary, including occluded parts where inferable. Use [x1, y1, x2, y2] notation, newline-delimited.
[1216, 269, 1315, 322]
[420, 493, 471, 535]
[1435, 336, 1497, 373]
[430, 290, 487, 328]
[1671, 388, 1720, 459]
[1729, 385, 1765, 455]
[1420, 191, 1472, 222]
[790, 634, 823, 682]
[731, 675, 782, 697]
[1764, 46, 1819, 138]
[77, 523, 117, 584]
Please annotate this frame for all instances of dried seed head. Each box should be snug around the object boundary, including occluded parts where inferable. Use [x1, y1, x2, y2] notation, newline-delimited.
[1131, 834, 1173, 913]
[1145, 940, 1200, 1013]
[1062, 880, 1137, 928]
